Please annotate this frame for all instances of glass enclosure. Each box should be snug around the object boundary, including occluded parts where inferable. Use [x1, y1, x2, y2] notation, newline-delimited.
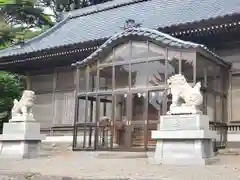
[73, 40, 229, 151]
[196, 54, 229, 148]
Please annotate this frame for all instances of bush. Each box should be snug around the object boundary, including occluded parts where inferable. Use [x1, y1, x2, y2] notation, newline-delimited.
[0, 71, 24, 132]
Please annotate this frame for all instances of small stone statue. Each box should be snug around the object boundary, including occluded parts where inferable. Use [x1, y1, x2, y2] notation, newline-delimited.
[167, 74, 203, 114]
[10, 90, 36, 122]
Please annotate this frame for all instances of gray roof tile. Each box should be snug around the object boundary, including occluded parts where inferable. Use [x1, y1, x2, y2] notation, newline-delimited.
[0, 0, 240, 58]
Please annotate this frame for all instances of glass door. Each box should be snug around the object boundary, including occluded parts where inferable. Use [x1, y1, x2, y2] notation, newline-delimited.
[130, 92, 148, 150]
[73, 95, 97, 151]
[112, 93, 129, 150]
[147, 90, 167, 150]
[95, 94, 114, 150]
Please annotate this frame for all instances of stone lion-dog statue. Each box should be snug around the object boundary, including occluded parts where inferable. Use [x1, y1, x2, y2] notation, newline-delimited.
[167, 74, 203, 114]
[10, 90, 36, 121]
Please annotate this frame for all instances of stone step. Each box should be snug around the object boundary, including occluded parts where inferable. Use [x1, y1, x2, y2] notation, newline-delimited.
[40, 142, 72, 153]
[90, 151, 149, 159]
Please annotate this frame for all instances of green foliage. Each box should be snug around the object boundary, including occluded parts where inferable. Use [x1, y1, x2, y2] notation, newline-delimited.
[0, 71, 24, 131]
[0, 0, 53, 49]
[0, 22, 18, 48]
[0, 0, 55, 28]
[0, 23, 49, 49]
[45, 0, 112, 13]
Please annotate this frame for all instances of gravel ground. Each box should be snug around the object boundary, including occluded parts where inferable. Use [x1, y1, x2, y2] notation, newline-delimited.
[0, 151, 240, 180]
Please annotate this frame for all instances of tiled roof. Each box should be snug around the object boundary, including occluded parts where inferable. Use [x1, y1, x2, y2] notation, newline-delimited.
[0, 0, 240, 58]
[72, 27, 230, 67]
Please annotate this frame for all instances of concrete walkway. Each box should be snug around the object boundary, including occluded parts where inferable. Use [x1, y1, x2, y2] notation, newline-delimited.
[0, 151, 240, 180]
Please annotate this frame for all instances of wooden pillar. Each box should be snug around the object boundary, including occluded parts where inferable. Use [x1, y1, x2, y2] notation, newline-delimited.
[25, 72, 31, 90]
[52, 69, 57, 127]
[72, 67, 80, 150]
[227, 70, 232, 123]
[75, 67, 80, 93]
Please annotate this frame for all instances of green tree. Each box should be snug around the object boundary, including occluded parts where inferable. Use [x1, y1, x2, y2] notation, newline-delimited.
[0, 21, 16, 49]
[0, 22, 47, 49]
[0, 0, 55, 28]
[0, 71, 24, 132]
[43, 0, 112, 13]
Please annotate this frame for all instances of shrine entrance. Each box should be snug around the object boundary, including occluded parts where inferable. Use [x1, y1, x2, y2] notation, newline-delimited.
[72, 28, 230, 151]
[73, 89, 169, 151]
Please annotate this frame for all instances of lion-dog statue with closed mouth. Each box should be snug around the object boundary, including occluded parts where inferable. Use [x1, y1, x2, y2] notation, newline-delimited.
[10, 90, 36, 122]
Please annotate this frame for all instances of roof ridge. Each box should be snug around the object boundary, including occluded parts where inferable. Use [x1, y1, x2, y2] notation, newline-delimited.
[23, 16, 71, 46]
[63, 0, 149, 19]
[72, 27, 230, 67]
[0, 15, 71, 54]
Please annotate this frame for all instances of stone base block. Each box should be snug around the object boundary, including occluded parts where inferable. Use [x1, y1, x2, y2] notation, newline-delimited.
[0, 122, 45, 159]
[151, 114, 218, 165]
[152, 139, 216, 165]
[159, 114, 211, 131]
[152, 129, 217, 139]
[149, 156, 218, 165]
[0, 140, 41, 159]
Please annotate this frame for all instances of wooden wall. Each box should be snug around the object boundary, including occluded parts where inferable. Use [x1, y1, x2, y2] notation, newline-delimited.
[29, 67, 75, 128]
[217, 48, 240, 122]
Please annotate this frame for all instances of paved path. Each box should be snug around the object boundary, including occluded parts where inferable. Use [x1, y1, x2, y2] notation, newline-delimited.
[0, 152, 240, 180]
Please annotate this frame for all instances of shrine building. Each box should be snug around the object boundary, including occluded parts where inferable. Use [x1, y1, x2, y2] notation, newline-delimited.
[0, 0, 240, 151]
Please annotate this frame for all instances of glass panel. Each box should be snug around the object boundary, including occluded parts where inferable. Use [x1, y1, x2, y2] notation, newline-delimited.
[148, 60, 166, 86]
[213, 66, 222, 93]
[232, 90, 240, 121]
[99, 96, 113, 118]
[132, 93, 145, 121]
[166, 94, 172, 113]
[131, 41, 148, 58]
[216, 95, 223, 122]
[100, 51, 113, 64]
[131, 42, 166, 60]
[131, 93, 146, 149]
[80, 96, 97, 149]
[130, 62, 148, 88]
[196, 55, 206, 87]
[131, 60, 166, 88]
[99, 66, 113, 91]
[113, 42, 131, 62]
[147, 90, 165, 149]
[223, 96, 228, 123]
[115, 94, 127, 120]
[114, 64, 130, 89]
[167, 49, 180, 76]
[232, 75, 240, 90]
[98, 95, 113, 149]
[85, 95, 97, 123]
[206, 61, 216, 90]
[114, 94, 127, 148]
[196, 55, 221, 89]
[79, 69, 86, 92]
[149, 43, 166, 58]
[77, 97, 86, 123]
[207, 92, 215, 122]
[201, 90, 207, 114]
[231, 76, 240, 121]
[89, 65, 97, 92]
[222, 68, 229, 94]
[181, 51, 195, 82]
[74, 126, 85, 149]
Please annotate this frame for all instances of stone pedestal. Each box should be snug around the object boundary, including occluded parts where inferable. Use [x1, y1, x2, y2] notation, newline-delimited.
[0, 121, 45, 159]
[151, 114, 217, 165]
